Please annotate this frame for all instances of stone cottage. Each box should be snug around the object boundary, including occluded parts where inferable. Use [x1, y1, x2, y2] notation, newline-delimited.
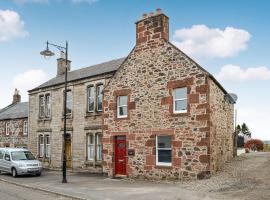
[0, 89, 28, 148]
[28, 9, 235, 179]
[103, 10, 235, 180]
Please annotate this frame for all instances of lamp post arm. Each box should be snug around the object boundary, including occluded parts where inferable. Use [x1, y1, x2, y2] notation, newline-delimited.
[47, 41, 67, 53]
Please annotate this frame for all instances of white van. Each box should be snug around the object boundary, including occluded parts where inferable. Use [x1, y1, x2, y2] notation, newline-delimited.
[0, 148, 42, 177]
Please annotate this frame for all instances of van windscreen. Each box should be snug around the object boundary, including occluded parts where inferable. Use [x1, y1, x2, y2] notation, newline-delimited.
[11, 151, 35, 161]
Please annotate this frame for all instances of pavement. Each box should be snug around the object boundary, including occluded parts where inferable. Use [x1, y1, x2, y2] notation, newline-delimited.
[0, 181, 71, 200]
[0, 170, 205, 200]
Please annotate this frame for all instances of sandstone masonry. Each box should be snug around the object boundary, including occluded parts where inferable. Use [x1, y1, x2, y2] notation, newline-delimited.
[28, 9, 235, 180]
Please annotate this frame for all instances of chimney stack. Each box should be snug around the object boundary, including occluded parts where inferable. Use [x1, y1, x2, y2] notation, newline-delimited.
[57, 52, 71, 76]
[12, 88, 21, 104]
[136, 9, 169, 45]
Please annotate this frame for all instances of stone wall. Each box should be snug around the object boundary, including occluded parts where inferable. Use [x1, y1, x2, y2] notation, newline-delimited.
[209, 79, 234, 171]
[0, 118, 28, 147]
[29, 75, 112, 172]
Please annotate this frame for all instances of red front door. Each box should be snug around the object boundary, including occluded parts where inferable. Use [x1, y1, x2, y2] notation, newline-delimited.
[115, 136, 127, 175]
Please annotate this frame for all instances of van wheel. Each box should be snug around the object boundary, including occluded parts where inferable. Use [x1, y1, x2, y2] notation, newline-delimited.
[12, 168, 17, 178]
[36, 172, 41, 176]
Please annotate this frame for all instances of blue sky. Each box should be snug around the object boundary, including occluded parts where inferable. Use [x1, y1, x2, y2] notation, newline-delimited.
[0, 0, 269, 140]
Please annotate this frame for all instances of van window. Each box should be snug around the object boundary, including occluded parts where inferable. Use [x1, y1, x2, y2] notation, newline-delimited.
[4, 153, 10, 161]
[0, 150, 3, 160]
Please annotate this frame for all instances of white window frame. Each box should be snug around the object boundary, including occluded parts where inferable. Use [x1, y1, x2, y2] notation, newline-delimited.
[87, 133, 102, 162]
[39, 95, 45, 118]
[96, 133, 102, 161]
[65, 90, 73, 114]
[173, 87, 188, 114]
[5, 122, 9, 136]
[39, 135, 44, 158]
[23, 121, 28, 135]
[155, 135, 172, 166]
[45, 135, 50, 158]
[117, 96, 128, 118]
[87, 86, 95, 112]
[87, 134, 95, 161]
[45, 94, 51, 117]
[96, 85, 103, 112]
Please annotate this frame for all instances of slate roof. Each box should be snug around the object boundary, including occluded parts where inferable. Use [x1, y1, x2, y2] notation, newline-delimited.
[30, 57, 126, 92]
[0, 102, 28, 120]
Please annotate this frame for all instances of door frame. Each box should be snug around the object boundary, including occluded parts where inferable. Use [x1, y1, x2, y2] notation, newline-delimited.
[114, 135, 127, 176]
[63, 133, 72, 169]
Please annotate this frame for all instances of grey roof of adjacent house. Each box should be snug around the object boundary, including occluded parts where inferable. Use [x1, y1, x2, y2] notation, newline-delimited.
[0, 102, 28, 120]
[30, 58, 126, 92]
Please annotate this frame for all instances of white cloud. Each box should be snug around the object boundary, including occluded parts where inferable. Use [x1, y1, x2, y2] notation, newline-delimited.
[12, 69, 48, 96]
[172, 25, 251, 58]
[237, 106, 270, 140]
[215, 65, 270, 81]
[0, 10, 29, 42]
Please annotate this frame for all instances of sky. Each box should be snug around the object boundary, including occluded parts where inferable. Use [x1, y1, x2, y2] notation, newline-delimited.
[0, 0, 269, 140]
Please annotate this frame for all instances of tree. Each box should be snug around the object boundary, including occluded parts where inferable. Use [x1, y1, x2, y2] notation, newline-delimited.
[244, 139, 264, 151]
[235, 124, 242, 135]
[241, 123, 252, 138]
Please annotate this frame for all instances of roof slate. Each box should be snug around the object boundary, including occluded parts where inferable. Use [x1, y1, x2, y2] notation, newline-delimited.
[0, 102, 28, 120]
[30, 57, 125, 92]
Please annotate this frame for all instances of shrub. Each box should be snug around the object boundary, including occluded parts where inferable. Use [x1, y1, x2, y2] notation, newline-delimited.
[244, 139, 264, 151]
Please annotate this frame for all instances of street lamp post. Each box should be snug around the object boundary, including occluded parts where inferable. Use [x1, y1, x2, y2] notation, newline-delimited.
[40, 41, 68, 183]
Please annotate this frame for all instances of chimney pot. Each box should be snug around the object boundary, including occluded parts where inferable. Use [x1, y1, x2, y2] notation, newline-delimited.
[142, 13, 148, 19]
[136, 9, 169, 45]
[156, 8, 162, 14]
[12, 88, 21, 104]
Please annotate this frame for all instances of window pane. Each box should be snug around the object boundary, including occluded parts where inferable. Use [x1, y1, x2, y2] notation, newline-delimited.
[88, 87, 94, 112]
[40, 96, 45, 117]
[88, 100, 94, 112]
[174, 88, 187, 99]
[119, 106, 127, 116]
[97, 96, 102, 111]
[158, 149, 172, 163]
[175, 99, 187, 111]
[97, 85, 103, 96]
[39, 136, 44, 144]
[157, 136, 171, 148]
[88, 145, 94, 160]
[119, 96, 127, 106]
[66, 91, 72, 114]
[88, 134, 94, 144]
[45, 95, 51, 117]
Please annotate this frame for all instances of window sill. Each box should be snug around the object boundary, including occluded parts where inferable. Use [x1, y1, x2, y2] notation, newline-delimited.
[38, 118, 52, 122]
[171, 112, 188, 117]
[62, 114, 73, 119]
[85, 161, 102, 166]
[155, 164, 173, 169]
[85, 112, 102, 118]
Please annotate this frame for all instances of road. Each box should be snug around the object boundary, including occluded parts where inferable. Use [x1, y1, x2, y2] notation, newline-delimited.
[0, 181, 71, 200]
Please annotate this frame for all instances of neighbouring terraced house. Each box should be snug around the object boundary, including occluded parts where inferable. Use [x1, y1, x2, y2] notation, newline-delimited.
[0, 89, 28, 148]
[28, 9, 236, 180]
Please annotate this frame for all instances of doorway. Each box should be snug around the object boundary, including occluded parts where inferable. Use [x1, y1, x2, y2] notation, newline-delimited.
[114, 135, 127, 176]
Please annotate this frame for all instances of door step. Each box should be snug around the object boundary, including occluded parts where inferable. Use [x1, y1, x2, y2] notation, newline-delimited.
[113, 174, 127, 179]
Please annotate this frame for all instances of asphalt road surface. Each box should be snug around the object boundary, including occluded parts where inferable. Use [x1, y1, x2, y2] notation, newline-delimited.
[0, 181, 71, 200]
